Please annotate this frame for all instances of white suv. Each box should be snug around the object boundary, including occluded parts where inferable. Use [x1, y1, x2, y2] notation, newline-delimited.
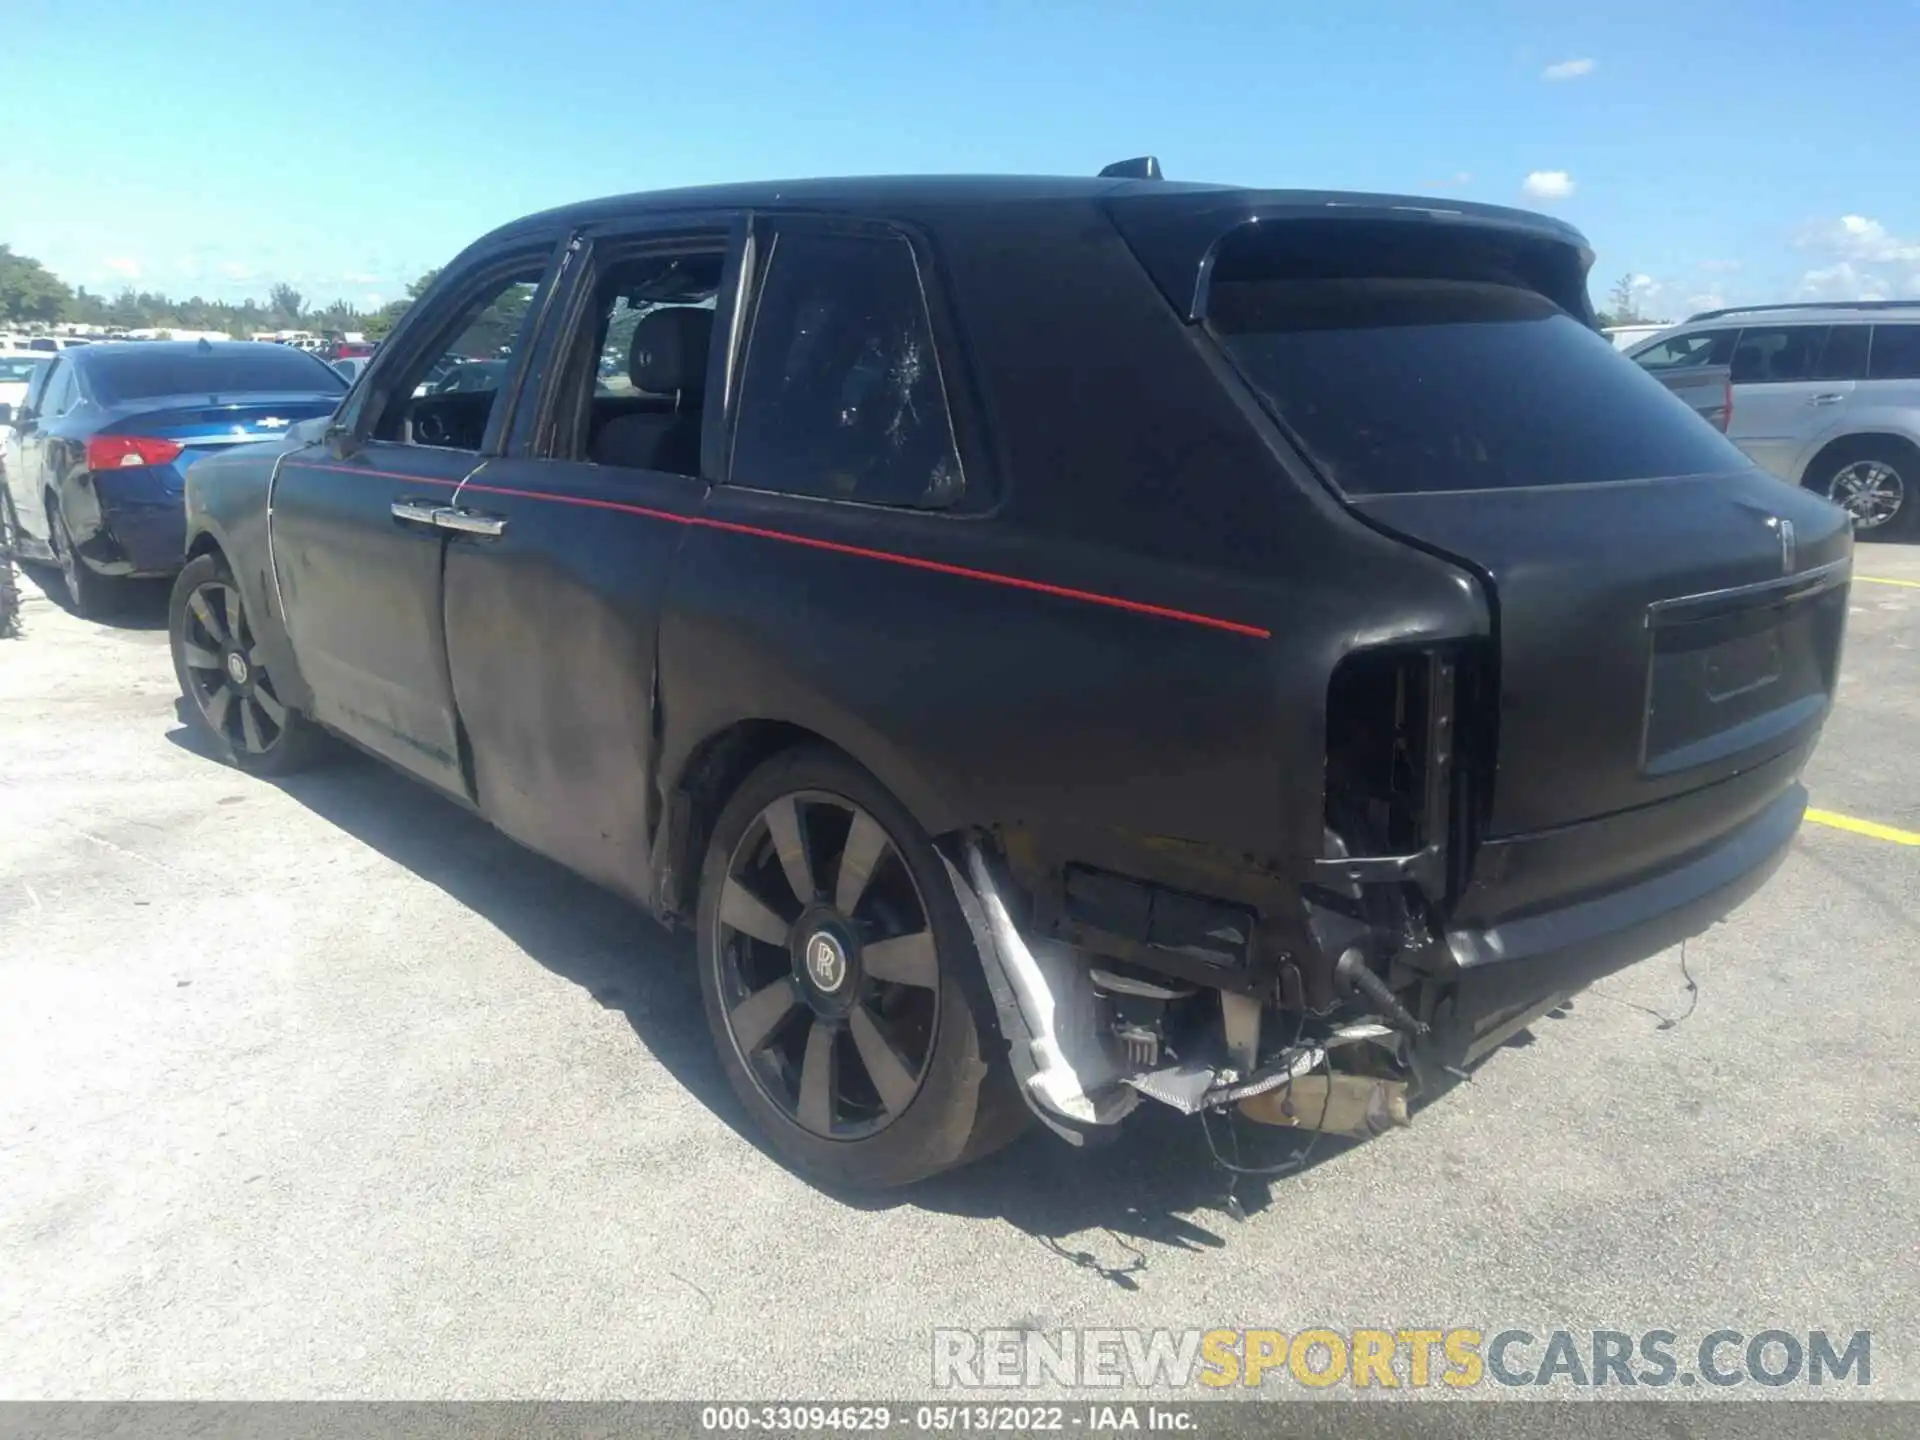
[1628, 302, 1920, 537]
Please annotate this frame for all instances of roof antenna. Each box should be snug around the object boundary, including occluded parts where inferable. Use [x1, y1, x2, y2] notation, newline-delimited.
[1098, 155, 1163, 181]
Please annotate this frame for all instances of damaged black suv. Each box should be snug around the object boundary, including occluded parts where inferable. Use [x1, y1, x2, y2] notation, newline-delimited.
[173, 162, 1851, 1188]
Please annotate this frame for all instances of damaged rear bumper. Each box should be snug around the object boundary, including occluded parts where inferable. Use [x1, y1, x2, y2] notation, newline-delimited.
[1438, 780, 1803, 1060]
[947, 781, 1805, 1139]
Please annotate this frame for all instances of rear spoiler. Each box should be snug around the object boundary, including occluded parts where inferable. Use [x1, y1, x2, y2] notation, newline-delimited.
[1105, 190, 1598, 326]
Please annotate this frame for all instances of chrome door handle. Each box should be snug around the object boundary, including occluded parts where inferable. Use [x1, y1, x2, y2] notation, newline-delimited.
[433, 506, 507, 537]
[1810, 393, 1846, 406]
[390, 499, 441, 526]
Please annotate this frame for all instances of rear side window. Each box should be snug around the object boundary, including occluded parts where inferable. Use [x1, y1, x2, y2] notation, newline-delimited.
[1814, 324, 1870, 381]
[1634, 329, 1735, 370]
[1208, 278, 1743, 497]
[730, 228, 964, 509]
[88, 347, 348, 404]
[40, 362, 77, 415]
[1868, 324, 1920, 380]
[1729, 326, 1825, 384]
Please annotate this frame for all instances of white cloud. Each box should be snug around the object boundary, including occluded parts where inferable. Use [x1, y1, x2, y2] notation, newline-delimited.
[103, 256, 142, 278]
[1541, 57, 1596, 81]
[1797, 262, 1891, 303]
[340, 271, 380, 286]
[1793, 214, 1920, 300]
[1521, 170, 1575, 201]
[220, 262, 257, 281]
[1825, 214, 1920, 264]
[1696, 258, 1742, 273]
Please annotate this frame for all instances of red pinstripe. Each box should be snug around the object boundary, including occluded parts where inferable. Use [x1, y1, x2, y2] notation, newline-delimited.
[287, 459, 1271, 641]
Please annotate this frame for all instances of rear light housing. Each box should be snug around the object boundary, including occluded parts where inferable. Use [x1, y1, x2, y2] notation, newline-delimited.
[86, 435, 184, 470]
[1316, 640, 1495, 908]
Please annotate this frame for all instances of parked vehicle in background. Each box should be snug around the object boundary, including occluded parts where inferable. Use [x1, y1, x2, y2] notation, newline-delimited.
[330, 356, 372, 384]
[172, 169, 1848, 1189]
[0, 353, 51, 417]
[1651, 361, 1733, 432]
[1604, 322, 1672, 351]
[0, 340, 346, 615]
[429, 358, 508, 395]
[1629, 302, 1920, 536]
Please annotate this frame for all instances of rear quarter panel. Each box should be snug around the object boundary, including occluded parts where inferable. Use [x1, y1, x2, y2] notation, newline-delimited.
[661, 199, 1488, 967]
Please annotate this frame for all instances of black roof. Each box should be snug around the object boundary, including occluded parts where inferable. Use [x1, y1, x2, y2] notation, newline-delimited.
[492, 173, 1588, 247]
[472, 173, 1597, 328]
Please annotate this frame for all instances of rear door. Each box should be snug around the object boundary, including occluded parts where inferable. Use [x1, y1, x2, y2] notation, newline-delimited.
[1725, 324, 1852, 478]
[437, 217, 743, 902]
[269, 240, 563, 798]
[1204, 262, 1852, 847]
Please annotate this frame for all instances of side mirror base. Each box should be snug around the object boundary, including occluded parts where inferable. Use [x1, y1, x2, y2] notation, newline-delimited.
[324, 422, 360, 460]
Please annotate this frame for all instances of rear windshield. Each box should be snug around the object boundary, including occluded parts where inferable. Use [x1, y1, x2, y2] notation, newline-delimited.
[86, 347, 348, 404]
[1207, 278, 1746, 497]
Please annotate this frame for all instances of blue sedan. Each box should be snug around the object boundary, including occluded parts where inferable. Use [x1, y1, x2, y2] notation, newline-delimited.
[0, 341, 346, 616]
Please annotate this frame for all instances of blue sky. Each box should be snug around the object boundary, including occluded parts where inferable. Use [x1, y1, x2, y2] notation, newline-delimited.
[4, 0, 1917, 319]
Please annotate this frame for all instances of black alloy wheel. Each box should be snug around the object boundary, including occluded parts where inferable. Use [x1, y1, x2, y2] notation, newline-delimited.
[169, 553, 322, 774]
[716, 788, 941, 1140]
[696, 748, 1023, 1187]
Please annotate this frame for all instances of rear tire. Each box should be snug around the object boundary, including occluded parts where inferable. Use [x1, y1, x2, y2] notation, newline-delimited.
[695, 746, 1022, 1188]
[1808, 439, 1918, 539]
[169, 553, 325, 775]
[49, 500, 120, 618]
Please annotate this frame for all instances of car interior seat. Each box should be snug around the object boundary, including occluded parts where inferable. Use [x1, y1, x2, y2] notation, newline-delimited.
[591, 307, 713, 476]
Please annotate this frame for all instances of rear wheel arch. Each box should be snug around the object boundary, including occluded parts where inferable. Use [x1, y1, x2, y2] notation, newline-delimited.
[1801, 431, 1920, 486]
[658, 718, 959, 924]
[184, 530, 228, 566]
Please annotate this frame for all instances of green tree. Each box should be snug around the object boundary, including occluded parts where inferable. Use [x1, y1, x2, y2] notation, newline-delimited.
[268, 282, 305, 326]
[0, 244, 74, 323]
[6, 247, 375, 339]
[1606, 274, 1642, 326]
[364, 267, 441, 341]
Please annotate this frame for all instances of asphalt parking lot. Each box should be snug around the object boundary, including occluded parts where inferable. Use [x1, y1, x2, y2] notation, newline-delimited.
[2, 547, 1917, 1403]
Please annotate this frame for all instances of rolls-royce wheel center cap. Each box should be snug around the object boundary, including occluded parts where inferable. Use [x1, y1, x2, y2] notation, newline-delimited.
[805, 931, 848, 993]
[226, 652, 250, 687]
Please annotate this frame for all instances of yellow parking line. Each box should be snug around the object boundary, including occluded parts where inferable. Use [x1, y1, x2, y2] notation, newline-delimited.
[1855, 575, 1920, 589]
[1806, 809, 1920, 846]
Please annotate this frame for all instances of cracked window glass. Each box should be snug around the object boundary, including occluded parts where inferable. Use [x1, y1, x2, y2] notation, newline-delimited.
[731, 229, 964, 509]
